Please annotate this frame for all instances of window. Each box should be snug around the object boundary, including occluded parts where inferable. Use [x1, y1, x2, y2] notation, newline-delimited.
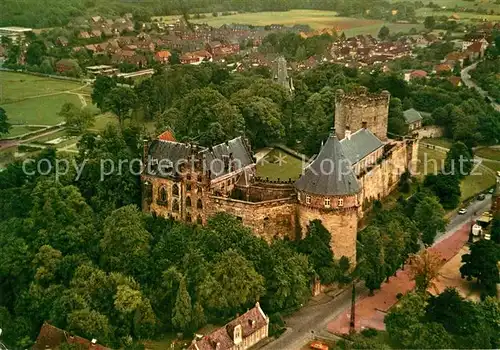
[338, 198, 344, 207]
[186, 183, 191, 192]
[196, 215, 203, 224]
[159, 187, 167, 203]
[197, 185, 203, 194]
[186, 173, 191, 180]
[186, 196, 191, 207]
[197, 175, 202, 182]
[172, 184, 179, 196]
[297, 192, 301, 201]
[172, 199, 179, 211]
[324, 198, 331, 208]
[186, 213, 192, 222]
[306, 196, 311, 204]
[197, 199, 203, 209]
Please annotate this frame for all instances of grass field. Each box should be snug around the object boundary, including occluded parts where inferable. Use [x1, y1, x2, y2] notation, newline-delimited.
[0, 71, 84, 104]
[416, 9, 500, 21]
[475, 147, 500, 161]
[421, 137, 453, 149]
[413, 0, 500, 11]
[155, 9, 423, 35]
[256, 148, 304, 180]
[417, 145, 496, 200]
[5, 125, 46, 138]
[3, 93, 82, 126]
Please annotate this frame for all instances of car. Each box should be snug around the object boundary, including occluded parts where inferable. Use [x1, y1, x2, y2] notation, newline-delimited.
[489, 188, 494, 194]
[477, 194, 486, 201]
[458, 208, 467, 215]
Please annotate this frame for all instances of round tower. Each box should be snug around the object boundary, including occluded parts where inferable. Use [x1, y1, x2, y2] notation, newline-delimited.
[295, 131, 360, 264]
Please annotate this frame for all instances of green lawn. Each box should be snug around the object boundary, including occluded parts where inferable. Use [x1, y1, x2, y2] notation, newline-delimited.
[417, 145, 496, 201]
[91, 113, 119, 131]
[415, 8, 500, 21]
[421, 137, 453, 149]
[482, 159, 500, 172]
[4, 125, 46, 138]
[256, 148, 305, 181]
[0, 71, 84, 104]
[2, 93, 82, 126]
[475, 147, 500, 161]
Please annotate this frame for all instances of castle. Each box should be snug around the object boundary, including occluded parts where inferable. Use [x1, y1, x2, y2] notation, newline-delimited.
[141, 89, 418, 264]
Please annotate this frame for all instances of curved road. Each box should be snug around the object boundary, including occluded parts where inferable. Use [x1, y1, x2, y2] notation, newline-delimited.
[263, 196, 492, 350]
[461, 63, 500, 112]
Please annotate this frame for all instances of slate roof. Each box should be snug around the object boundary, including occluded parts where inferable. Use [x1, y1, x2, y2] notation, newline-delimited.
[403, 108, 423, 124]
[295, 132, 360, 196]
[147, 136, 254, 180]
[340, 128, 384, 165]
[188, 303, 268, 350]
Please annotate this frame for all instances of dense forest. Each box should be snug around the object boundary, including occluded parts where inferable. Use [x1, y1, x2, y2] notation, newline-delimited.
[0, 0, 423, 28]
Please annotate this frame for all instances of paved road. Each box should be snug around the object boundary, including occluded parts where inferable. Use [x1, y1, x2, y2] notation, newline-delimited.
[461, 63, 500, 112]
[264, 196, 492, 350]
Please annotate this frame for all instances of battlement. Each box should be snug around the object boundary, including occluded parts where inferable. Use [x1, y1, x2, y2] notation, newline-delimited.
[335, 87, 390, 141]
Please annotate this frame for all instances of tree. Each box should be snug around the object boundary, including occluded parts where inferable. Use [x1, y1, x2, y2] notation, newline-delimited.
[26, 40, 47, 66]
[104, 87, 138, 125]
[445, 141, 473, 178]
[58, 103, 95, 134]
[199, 249, 265, 316]
[100, 205, 151, 276]
[408, 250, 442, 293]
[378, 25, 390, 40]
[0, 107, 11, 136]
[491, 216, 500, 244]
[67, 309, 112, 345]
[414, 196, 446, 246]
[359, 226, 386, 295]
[460, 239, 500, 297]
[172, 277, 192, 332]
[424, 16, 436, 30]
[91, 76, 117, 110]
[388, 97, 408, 136]
[423, 173, 461, 209]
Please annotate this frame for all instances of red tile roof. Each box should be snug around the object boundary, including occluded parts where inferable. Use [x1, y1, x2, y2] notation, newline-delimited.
[448, 76, 462, 86]
[435, 63, 452, 72]
[158, 130, 176, 142]
[33, 323, 111, 350]
[155, 50, 171, 59]
[410, 70, 428, 78]
[466, 41, 483, 53]
[188, 303, 268, 350]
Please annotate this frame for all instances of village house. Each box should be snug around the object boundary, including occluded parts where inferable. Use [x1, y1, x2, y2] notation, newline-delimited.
[188, 302, 269, 350]
[404, 70, 428, 82]
[403, 108, 423, 132]
[155, 50, 171, 63]
[33, 322, 111, 350]
[434, 63, 452, 75]
[465, 40, 488, 60]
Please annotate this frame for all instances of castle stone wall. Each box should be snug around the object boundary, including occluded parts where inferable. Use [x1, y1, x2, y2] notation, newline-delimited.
[207, 196, 296, 241]
[298, 205, 358, 263]
[335, 89, 390, 141]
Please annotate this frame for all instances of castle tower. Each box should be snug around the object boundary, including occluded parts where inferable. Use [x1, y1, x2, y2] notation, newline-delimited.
[335, 88, 390, 141]
[295, 131, 360, 263]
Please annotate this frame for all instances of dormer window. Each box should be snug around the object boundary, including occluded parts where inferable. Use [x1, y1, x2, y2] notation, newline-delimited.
[306, 196, 311, 204]
[338, 198, 344, 207]
[324, 198, 331, 208]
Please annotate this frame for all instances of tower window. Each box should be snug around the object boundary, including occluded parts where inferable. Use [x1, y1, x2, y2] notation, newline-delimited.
[186, 183, 191, 192]
[186, 196, 191, 207]
[324, 198, 331, 208]
[172, 184, 179, 196]
[338, 198, 344, 207]
[306, 196, 311, 204]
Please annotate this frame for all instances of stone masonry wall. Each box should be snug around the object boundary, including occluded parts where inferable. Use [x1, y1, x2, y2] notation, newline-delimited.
[335, 89, 390, 141]
[298, 205, 358, 263]
[206, 196, 297, 241]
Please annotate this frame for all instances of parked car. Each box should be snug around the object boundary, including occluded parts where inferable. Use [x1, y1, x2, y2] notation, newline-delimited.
[477, 194, 486, 201]
[489, 188, 494, 194]
[458, 208, 467, 215]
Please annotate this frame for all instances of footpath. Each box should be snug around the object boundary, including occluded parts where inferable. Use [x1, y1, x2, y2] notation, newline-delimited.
[327, 221, 471, 334]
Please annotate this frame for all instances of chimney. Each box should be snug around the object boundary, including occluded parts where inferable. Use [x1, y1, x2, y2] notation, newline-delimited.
[345, 126, 351, 140]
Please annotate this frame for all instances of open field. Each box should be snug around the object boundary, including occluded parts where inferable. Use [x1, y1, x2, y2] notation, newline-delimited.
[155, 9, 422, 35]
[417, 145, 496, 200]
[2, 93, 82, 126]
[475, 147, 500, 161]
[256, 148, 304, 181]
[421, 137, 453, 149]
[0, 71, 85, 104]
[415, 9, 500, 21]
[5, 125, 46, 138]
[413, 0, 500, 11]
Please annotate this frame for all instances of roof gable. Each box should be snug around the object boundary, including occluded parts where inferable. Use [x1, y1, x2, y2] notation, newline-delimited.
[295, 133, 360, 196]
[403, 108, 423, 124]
[340, 128, 384, 165]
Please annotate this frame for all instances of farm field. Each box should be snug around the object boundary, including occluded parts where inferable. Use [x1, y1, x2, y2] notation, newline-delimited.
[2, 93, 82, 126]
[0, 71, 85, 103]
[411, 0, 500, 11]
[415, 9, 500, 21]
[155, 9, 422, 35]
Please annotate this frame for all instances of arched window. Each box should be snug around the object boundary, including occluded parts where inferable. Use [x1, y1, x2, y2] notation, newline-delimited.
[197, 199, 203, 209]
[172, 183, 179, 196]
[186, 213, 192, 222]
[196, 215, 203, 224]
[197, 174, 202, 182]
[197, 186, 203, 194]
[159, 187, 167, 203]
[172, 199, 179, 211]
[186, 173, 192, 180]
[186, 183, 191, 192]
[186, 196, 191, 207]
